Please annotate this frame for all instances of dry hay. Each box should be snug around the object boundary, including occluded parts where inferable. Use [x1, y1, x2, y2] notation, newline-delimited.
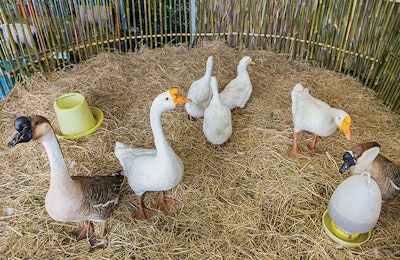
[0, 41, 399, 259]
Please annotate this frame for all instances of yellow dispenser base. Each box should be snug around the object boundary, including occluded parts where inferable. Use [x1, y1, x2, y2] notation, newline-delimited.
[322, 210, 371, 247]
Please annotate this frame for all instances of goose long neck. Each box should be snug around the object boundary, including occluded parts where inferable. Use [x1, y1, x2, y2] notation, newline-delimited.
[41, 131, 69, 179]
[150, 105, 172, 155]
[210, 85, 221, 104]
[237, 64, 249, 74]
[205, 62, 213, 78]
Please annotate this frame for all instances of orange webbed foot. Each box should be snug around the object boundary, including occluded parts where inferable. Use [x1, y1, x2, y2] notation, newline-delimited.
[156, 197, 177, 212]
[290, 146, 304, 159]
[155, 192, 177, 212]
[134, 207, 155, 220]
[308, 145, 325, 154]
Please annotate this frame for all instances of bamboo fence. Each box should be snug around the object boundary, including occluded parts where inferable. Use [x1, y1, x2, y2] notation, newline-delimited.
[0, 0, 399, 112]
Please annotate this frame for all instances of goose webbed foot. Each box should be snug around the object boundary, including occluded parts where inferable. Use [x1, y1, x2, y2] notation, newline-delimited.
[290, 131, 305, 159]
[308, 146, 325, 154]
[134, 195, 155, 220]
[307, 134, 324, 154]
[89, 236, 108, 251]
[155, 191, 177, 212]
[290, 146, 304, 159]
[71, 220, 94, 241]
[89, 222, 108, 252]
[135, 206, 155, 220]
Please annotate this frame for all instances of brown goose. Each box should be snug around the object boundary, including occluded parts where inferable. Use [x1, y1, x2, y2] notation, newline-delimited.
[8, 115, 124, 251]
[339, 142, 400, 202]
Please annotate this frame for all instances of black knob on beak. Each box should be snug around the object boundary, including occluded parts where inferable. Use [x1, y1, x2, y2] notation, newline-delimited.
[8, 116, 33, 147]
[339, 151, 356, 174]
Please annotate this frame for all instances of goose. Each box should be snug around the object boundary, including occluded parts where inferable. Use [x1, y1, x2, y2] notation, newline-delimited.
[220, 56, 255, 112]
[339, 142, 400, 202]
[203, 76, 232, 145]
[114, 88, 191, 220]
[290, 83, 352, 159]
[8, 115, 123, 251]
[185, 56, 214, 120]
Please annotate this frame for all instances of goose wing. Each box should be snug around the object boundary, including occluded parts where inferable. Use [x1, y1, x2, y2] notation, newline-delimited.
[72, 171, 124, 217]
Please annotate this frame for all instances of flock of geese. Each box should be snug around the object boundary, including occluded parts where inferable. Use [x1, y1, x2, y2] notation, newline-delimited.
[7, 55, 400, 251]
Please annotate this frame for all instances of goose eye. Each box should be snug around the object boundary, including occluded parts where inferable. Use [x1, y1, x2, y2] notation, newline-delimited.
[165, 97, 169, 101]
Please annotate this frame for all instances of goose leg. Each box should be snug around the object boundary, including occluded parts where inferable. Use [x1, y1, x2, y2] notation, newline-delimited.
[290, 131, 304, 159]
[89, 221, 109, 251]
[135, 195, 154, 220]
[187, 114, 197, 121]
[155, 191, 177, 212]
[221, 138, 231, 146]
[71, 220, 94, 241]
[308, 134, 324, 153]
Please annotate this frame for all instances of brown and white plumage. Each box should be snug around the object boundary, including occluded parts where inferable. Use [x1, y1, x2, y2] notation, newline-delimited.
[8, 115, 123, 251]
[339, 142, 400, 202]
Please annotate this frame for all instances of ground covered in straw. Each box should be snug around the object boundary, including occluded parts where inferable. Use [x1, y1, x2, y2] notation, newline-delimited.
[0, 41, 399, 259]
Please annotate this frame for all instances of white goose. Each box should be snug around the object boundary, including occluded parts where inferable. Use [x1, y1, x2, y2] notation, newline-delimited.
[185, 56, 214, 120]
[220, 56, 255, 112]
[8, 115, 124, 251]
[203, 76, 232, 145]
[115, 88, 191, 220]
[290, 83, 352, 159]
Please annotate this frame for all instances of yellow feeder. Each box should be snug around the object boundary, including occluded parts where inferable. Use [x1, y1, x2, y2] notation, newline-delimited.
[54, 93, 104, 139]
[323, 173, 381, 247]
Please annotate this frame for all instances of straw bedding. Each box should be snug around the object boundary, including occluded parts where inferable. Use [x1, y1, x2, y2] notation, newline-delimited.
[0, 41, 399, 259]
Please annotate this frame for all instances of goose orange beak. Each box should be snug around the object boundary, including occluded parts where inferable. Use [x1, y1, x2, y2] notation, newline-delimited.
[339, 116, 352, 140]
[169, 88, 192, 106]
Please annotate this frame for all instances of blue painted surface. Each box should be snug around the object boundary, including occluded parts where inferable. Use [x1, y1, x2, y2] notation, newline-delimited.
[0, 61, 16, 100]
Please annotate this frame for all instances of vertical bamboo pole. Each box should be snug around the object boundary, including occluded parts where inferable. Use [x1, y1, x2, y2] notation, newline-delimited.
[115, 0, 122, 51]
[159, 1, 163, 47]
[67, 0, 81, 62]
[132, 0, 139, 51]
[169, 0, 174, 43]
[190, 0, 196, 46]
[137, 0, 145, 47]
[125, 0, 132, 51]
[210, 0, 214, 40]
[13, 2, 34, 74]
[145, 0, 152, 47]
[335, 0, 355, 72]
[152, 0, 157, 48]
[50, 1, 70, 68]
[173, 0, 178, 41]
[178, 0, 183, 43]
[0, 9, 25, 76]
[28, 1, 50, 73]
[365, 0, 396, 87]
